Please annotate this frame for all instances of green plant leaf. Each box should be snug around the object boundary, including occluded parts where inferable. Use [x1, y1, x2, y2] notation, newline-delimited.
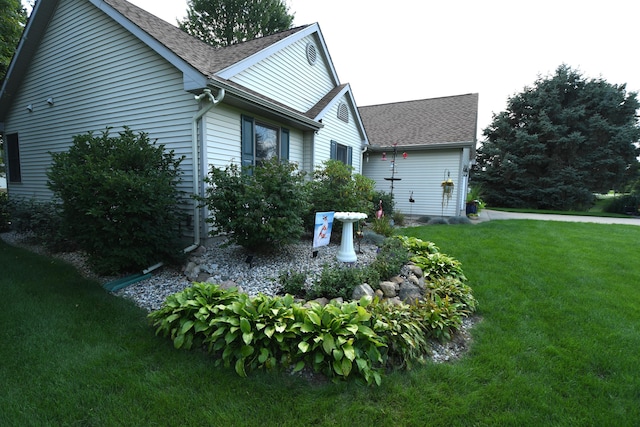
[322, 333, 336, 355]
[292, 361, 305, 373]
[343, 343, 355, 361]
[298, 341, 310, 353]
[235, 359, 247, 377]
[333, 348, 344, 361]
[307, 311, 321, 326]
[242, 331, 253, 345]
[264, 325, 275, 338]
[240, 345, 254, 357]
[240, 317, 251, 334]
[258, 348, 269, 364]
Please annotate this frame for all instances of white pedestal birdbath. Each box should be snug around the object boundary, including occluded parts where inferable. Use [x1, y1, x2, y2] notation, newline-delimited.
[334, 212, 368, 262]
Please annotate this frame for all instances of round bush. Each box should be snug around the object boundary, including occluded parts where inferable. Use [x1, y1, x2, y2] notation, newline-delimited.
[47, 127, 185, 274]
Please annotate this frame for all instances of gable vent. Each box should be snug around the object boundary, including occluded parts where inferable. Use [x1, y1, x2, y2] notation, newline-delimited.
[337, 102, 349, 123]
[306, 42, 317, 65]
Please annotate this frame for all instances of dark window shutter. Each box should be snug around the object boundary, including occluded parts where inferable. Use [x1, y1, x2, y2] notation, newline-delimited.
[280, 128, 289, 160]
[330, 140, 337, 160]
[347, 146, 353, 166]
[241, 115, 254, 171]
[7, 133, 21, 183]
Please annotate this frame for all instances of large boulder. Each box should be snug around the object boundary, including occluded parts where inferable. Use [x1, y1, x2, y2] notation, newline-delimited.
[398, 281, 422, 303]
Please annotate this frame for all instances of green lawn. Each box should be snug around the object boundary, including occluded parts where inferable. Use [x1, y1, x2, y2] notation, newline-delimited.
[2, 220, 640, 426]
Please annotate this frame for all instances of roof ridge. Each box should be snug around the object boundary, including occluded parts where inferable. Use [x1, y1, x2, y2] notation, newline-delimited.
[104, 0, 310, 76]
[359, 93, 478, 109]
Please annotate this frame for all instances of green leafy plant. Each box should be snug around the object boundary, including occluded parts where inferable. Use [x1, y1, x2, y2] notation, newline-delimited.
[370, 216, 395, 237]
[369, 237, 410, 281]
[396, 235, 477, 314]
[200, 158, 309, 251]
[305, 160, 375, 231]
[149, 283, 387, 384]
[7, 198, 71, 251]
[0, 191, 10, 232]
[278, 269, 308, 297]
[47, 127, 185, 274]
[307, 265, 370, 300]
[366, 298, 430, 369]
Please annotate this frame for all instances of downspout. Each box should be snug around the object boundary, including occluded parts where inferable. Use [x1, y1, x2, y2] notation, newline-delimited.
[184, 87, 225, 253]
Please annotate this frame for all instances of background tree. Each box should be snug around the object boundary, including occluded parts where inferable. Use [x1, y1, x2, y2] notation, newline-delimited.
[0, 0, 26, 83]
[473, 65, 640, 210]
[179, 0, 294, 47]
[0, 0, 28, 177]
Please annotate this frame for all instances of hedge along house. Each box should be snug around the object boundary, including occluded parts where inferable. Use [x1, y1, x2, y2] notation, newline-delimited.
[359, 94, 478, 218]
[0, 0, 368, 248]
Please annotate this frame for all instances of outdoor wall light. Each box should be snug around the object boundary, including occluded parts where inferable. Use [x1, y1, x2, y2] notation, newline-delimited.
[26, 104, 33, 112]
[46, 97, 54, 106]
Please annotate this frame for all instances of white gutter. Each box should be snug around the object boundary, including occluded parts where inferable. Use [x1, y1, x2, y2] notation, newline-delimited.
[184, 87, 225, 253]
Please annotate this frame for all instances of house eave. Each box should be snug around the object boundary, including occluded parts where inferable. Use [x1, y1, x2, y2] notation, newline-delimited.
[0, 0, 60, 121]
[366, 140, 476, 152]
[208, 79, 323, 131]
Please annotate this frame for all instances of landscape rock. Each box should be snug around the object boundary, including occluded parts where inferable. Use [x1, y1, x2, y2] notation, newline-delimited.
[408, 265, 424, 278]
[379, 281, 397, 298]
[351, 283, 375, 300]
[398, 282, 422, 303]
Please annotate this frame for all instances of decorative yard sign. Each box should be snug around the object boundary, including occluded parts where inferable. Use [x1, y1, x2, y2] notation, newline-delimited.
[313, 211, 334, 248]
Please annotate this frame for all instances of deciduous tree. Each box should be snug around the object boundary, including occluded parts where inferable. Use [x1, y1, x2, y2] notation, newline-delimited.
[474, 65, 640, 210]
[179, 0, 294, 47]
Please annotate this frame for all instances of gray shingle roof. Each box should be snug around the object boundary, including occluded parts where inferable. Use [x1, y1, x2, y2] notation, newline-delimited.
[104, 0, 309, 77]
[358, 93, 479, 148]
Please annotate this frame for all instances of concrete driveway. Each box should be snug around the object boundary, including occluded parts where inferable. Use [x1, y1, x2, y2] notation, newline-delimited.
[477, 209, 640, 226]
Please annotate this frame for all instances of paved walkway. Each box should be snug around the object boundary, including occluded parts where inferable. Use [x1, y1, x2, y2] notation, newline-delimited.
[477, 209, 640, 226]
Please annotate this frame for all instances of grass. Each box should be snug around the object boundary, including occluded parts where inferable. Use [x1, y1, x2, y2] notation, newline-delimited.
[2, 219, 640, 425]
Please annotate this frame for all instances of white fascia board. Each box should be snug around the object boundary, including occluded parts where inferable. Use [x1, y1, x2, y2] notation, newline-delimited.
[91, 0, 207, 91]
[216, 23, 340, 85]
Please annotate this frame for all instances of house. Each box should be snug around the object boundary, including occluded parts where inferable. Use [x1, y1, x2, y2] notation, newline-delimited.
[359, 94, 478, 218]
[0, 0, 368, 247]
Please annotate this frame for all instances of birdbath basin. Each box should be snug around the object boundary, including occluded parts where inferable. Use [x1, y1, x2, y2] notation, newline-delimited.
[334, 212, 368, 262]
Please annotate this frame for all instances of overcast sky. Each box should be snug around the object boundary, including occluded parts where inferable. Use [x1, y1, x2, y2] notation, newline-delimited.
[127, 0, 640, 140]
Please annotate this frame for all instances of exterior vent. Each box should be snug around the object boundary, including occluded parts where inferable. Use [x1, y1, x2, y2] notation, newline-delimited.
[337, 102, 349, 123]
[306, 42, 317, 66]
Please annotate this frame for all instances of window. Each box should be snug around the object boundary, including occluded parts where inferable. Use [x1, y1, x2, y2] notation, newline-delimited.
[330, 140, 352, 166]
[255, 123, 278, 165]
[241, 115, 289, 170]
[6, 133, 21, 183]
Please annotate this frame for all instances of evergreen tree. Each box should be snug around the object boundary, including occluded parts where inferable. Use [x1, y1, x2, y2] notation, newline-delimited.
[474, 65, 640, 210]
[179, 0, 294, 47]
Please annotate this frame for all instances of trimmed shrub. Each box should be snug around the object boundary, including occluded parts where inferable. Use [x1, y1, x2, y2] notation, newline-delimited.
[47, 127, 185, 274]
[7, 198, 71, 251]
[200, 158, 309, 251]
[603, 194, 640, 215]
[305, 160, 376, 231]
[0, 191, 10, 232]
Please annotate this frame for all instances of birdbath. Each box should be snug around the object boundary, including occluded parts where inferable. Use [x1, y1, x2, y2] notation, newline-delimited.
[334, 212, 368, 262]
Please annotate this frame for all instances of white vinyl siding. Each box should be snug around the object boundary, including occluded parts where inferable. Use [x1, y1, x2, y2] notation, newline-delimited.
[230, 36, 335, 112]
[314, 95, 363, 173]
[4, 0, 197, 200]
[363, 149, 464, 217]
